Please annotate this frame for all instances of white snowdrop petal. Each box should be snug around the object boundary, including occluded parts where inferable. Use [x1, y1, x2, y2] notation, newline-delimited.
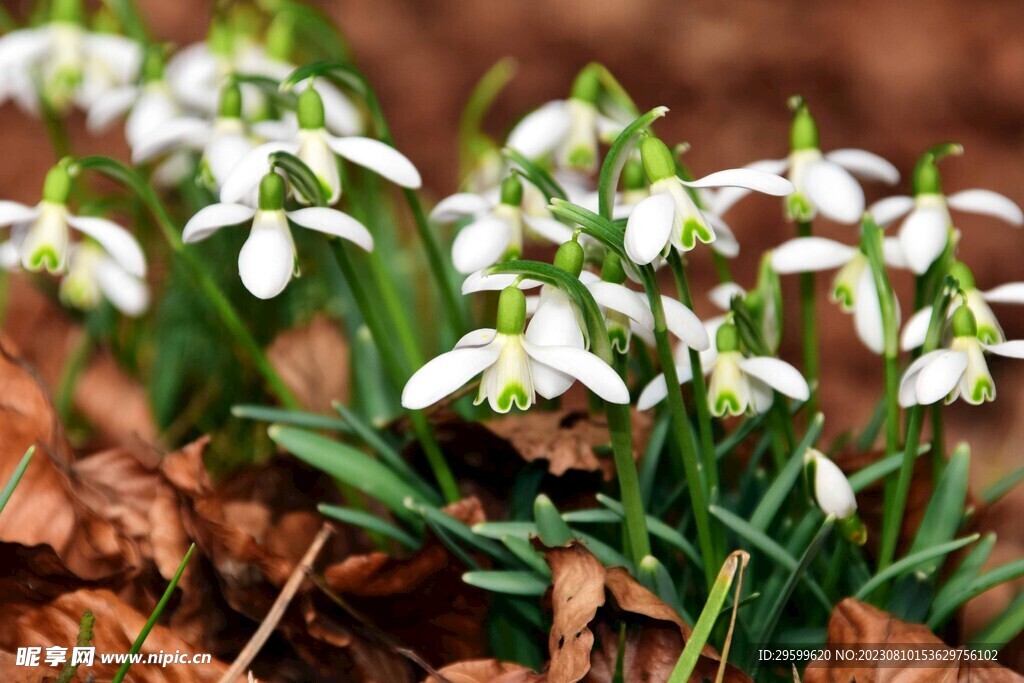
[711, 159, 790, 215]
[898, 350, 947, 407]
[182, 203, 256, 243]
[506, 101, 572, 159]
[589, 281, 654, 329]
[825, 149, 900, 185]
[526, 290, 585, 349]
[86, 86, 139, 133]
[899, 206, 949, 275]
[637, 374, 668, 410]
[984, 340, 1024, 359]
[94, 260, 149, 317]
[946, 189, 1024, 226]
[326, 136, 422, 189]
[0, 200, 38, 228]
[522, 341, 630, 404]
[456, 328, 497, 348]
[810, 453, 857, 518]
[460, 271, 542, 294]
[771, 237, 858, 274]
[310, 80, 362, 136]
[661, 296, 710, 350]
[451, 215, 512, 274]
[853, 271, 885, 354]
[982, 283, 1024, 305]
[65, 215, 146, 277]
[915, 350, 968, 405]
[131, 117, 211, 163]
[882, 237, 908, 269]
[401, 343, 503, 409]
[868, 195, 915, 226]
[523, 215, 575, 245]
[84, 33, 142, 84]
[218, 142, 294, 204]
[430, 193, 492, 222]
[900, 306, 933, 351]
[237, 223, 295, 299]
[624, 192, 675, 265]
[706, 213, 740, 257]
[683, 168, 794, 196]
[738, 356, 810, 400]
[803, 160, 865, 224]
[708, 282, 746, 311]
[286, 207, 374, 251]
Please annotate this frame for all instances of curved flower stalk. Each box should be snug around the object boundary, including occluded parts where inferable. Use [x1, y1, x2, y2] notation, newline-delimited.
[899, 305, 1024, 407]
[220, 86, 420, 206]
[436, 175, 573, 274]
[506, 65, 627, 173]
[638, 319, 809, 414]
[804, 449, 866, 545]
[0, 0, 141, 114]
[182, 172, 373, 299]
[624, 136, 793, 265]
[771, 235, 905, 354]
[0, 162, 145, 278]
[132, 82, 254, 190]
[713, 98, 899, 224]
[401, 286, 629, 413]
[870, 147, 1023, 275]
[901, 261, 1024, 350]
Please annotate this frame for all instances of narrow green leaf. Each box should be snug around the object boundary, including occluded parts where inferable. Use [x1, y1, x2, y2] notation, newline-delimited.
[463, 570, 548, 596]
[233, 404, 351, 432]
[749, 413, 824, 531]
[501, 535, 551, 576]
[502, 147, 568, 203]
[855, 535, 980, 600]
[597, 494, 702, 567]
[638, 410, 670, 501]
[982, 464, 1024, 507]
[318, 504, 420, 549]
[931, 532, 996, 619]
[472, 521, 536, 540]
[848, 444, 929, 492]
[970, 592, 1024, 650]
[459, 58, 516, 171]
[562, 508, 621, 524]
[639, 555, 686, 619]
[928, 559, 1024, 629]
[906, 443, 970, 576]
[270, 150, 326, 206]
[405, 499, 520, 567]
[598, 107, 669, 218]
[0, 446, 34, 515]
[534, 494, 574, 546]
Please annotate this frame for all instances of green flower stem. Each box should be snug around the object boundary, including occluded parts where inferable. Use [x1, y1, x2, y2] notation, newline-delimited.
[71, 156, 301, 409]
[331, 240, 460, 503]
[711, 252, 734, 284]
[54, 328, 93, 421]
[667, 252, 718, 500]
[862, 217, 901, 459]
[639, 266, 720, 589]
[796, 220, 819, 417]
[877, 278, 957, 572]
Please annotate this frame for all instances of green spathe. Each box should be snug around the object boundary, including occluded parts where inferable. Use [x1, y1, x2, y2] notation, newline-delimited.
[788, 97, 819, 151]
[951, 304, 978, 338]
[297, 86, 326, 130]
[499, 174, 523, 207]
[948, 261, 976, 291]
[496, 286, 527, 335]
[912, 143, 963, 196]
[570, 65, 601, 104]
[51, 0, 84, 24]
[640, 136, 676, 184]
[42, 161, 73, 204]
[601, 250, 627, 284]
[716, 322, 740, 353]
[258, 173, 287, 211]
[218, 83, 243, 119]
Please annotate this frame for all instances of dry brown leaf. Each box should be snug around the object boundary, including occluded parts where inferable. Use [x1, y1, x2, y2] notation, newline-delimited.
[424, 658, 535, 683]
[486, 410, 652, 480]
[0, 541, 123, 604]
[546, 545, 607, 683]
[0, 588, 237, 682]
[804, 598, 1022, 682]
[267, 314, 350, 413]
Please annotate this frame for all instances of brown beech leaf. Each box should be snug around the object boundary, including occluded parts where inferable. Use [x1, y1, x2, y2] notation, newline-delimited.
[0, 541, 123, 604]
[486, 410, 652, 480]
[546, 544, 607, 682]
[0, 588, 237, 682]
[267, 314, 350, 413]
[804, 598, 1022, 682]
[424, 658, 535, 682]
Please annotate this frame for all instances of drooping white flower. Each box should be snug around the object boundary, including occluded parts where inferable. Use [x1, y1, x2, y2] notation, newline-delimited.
[624, 136, 793, 265]
[900, 261, 1024, 350]
[713, 100, 898, 224]
[59, 241, 150, 316]
[899, 306, 1024, 407]
[771, 235, 905, 354]
[869, 148, 1023, 275]
[219, 86, 419, 207]
[0, 163, 146, 278]
[87, 48, 180, 150]
[707, 253, 784, 351]
[401, 286, 629, 412]
[803, 448, 866, 544]
[638, 320, 809, 414]
[182, 173, 373, 299]
[0, 2, 141, 114]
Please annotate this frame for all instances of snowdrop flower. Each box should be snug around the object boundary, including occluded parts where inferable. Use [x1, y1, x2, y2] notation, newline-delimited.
[182, 173, 373, 299]
[59, 241, 149, 316]
[870, 146, 1023, 275]
[707, 254, 784, 351]
[804, 449, 866, 545]
[638, 320, 809, 414]
[220, 87, 420, 207]
[899, 306, 1024, 407]
[771, 235, 905, 354]
[713, 98, 898, 224]
[133, 83, 254, 190]
[901, 261, 1024, 350]
[0, 162, 146, 277]
[0, 0, 141, 113]
[437, 175, 573, 274]
[506, 66, 623, 173]
[624, 136, 793, 265]
[402, 286, 629, 412]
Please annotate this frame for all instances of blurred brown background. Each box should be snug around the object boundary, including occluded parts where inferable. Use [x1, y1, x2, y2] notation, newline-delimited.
[2, 0, 1023, 626]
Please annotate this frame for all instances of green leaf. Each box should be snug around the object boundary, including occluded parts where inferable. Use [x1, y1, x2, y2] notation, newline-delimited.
[931, 532, 995, 620]
[562, 508, 621, 524]
[472, 521, 537, 540]
[534, 494, 574, 546]
[502, 147, 568, 203]
[463, 570, 548, 596]
[971, 592, 1024, 650]
[710, 506, 831, 611]
[270, 150, 326, 206]
[233, 404, 351, 432]
[982, 464, 1024, 507]
[639, 411, 670, 501]
[459, 58, 516, 171]
[0, 446, 34, 515]
[501, 535, 551, 576]
[405, 499, 520, 567]
[928, 559, 1024, 629]
[639, 555, 687, 620]
[847, 444, 929, 492]
[749, 413, 824, 531]
[855, 535, 980, 600]
[598, 107, 669, 219]
[905, 443, 970, 576]
[597, 494, 701, 567]
[547, 200, 624, 255]
[317, 504, 420, 549]
[270, 425, 425, 525]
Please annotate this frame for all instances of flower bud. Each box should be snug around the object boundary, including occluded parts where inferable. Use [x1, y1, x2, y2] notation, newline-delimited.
[804, 448, 857, 520]
[601, 251, 627, 284]
[570, 66, 601, 105]
[297, 86, 326, 130]
[951, 304, 978, 339]
[553, 239, 584, 277]
[496, 286, 527, 335]
[948, 260, 976, 292]
[218, 83, 243, 120]
[716, 322, 740, 353]
[42, 161, 73, 204]
[499, 175, 523, 207]
[258, 173, 287, 211]
[788, 97, 819, 152]
[640, 136, 676, 184]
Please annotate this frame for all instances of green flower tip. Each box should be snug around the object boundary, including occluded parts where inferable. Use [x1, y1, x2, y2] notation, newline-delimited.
[218, 82, 243, 119]
[207, 19, 234, 57]
[297, 86, 326, 130]
[142, 46, 166, 84]
[839, 515, 868, 546]
[42, 161, 73, 204]
[601, 250, 627, 284]
[51, 0, 84, 24]
[789, 97, 819, 151]
[553, 240, 584, 277]
[638, 555, 661, 572]
[716, 322, 740, 353]
[570, 65, 601, 104]
[258, 173, 286, 211]
[912, 144, 960, 195]
[499, 174, 523, 206]
[266, 13, 297, 61]
[951, 304, 978, 338]
[640, 136, 676, 183]
[948, 261, 976, 291]
[496, 286, 527, 335]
